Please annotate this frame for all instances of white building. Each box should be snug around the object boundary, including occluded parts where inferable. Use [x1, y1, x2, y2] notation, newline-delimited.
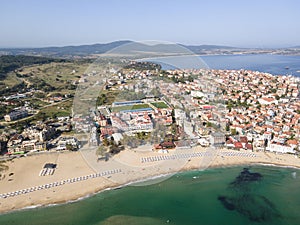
[174, 109, 186, 126]
[210, 132, 225, 146]
[112, 133, 123, 145]
[266, 143, 296, 154]
[191, 90, 206, 98]
[198, 138, 210, 147]
[57, 136, 79, 151]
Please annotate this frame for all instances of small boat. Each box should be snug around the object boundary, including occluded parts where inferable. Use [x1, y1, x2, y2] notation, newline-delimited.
[285, 66, 289, 70]
[292, 172, 297, 179]
[296, 70, 300, 73]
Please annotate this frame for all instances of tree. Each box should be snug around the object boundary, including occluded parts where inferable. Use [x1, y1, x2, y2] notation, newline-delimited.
[122, 134, 142, 148]
[231, 128, 237, 135]
[150, 88, 161, 97]
[206, 122, 212, 127]
[109, 145, 120, 154]
[96, 145, 107, 156]
[34, 92, 46, 98]
[226, 124, 230, 132]
[66, 143, 76, 151]
[109, 136, 115, 145]
[289, 134, 295, 140]
[102, 138, 109, 146]
[36, 112, 47, 122]
[187, 75, 194, 82]
[97, 94, 107, 106]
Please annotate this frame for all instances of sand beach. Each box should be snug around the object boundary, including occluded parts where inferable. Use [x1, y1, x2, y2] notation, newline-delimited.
[0, 147, 299, 214]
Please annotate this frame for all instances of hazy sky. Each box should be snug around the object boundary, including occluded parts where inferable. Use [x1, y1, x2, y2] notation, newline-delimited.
[1, 0, 299, 48]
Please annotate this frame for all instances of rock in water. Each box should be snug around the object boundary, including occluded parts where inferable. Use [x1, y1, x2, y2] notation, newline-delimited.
[234, 194, 280, 222]
[230, 168, 262, 187]
[218, 168, 280, 222]
[218, 196, 235, 210]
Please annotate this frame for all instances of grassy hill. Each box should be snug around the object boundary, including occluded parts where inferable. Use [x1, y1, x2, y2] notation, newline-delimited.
[0, 55, 67, 95]
[0, 55, 65, 79]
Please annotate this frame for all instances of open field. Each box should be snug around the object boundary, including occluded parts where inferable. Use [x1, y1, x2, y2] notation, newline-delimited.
[150, 101, 169, 109]
[19, 62, 89, 88]
[0, 60, 90, 94]
[39, 99, 73, 119]
[0, 72, 22, 88]
[111, 103, 152, 112]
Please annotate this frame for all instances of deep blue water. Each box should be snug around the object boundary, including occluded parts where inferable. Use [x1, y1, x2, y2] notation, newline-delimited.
[202, 54, 300, 76]
[150, 54, 300, 76]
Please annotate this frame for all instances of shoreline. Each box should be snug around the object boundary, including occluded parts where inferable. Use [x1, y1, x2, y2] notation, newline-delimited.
[2, 161, 300, 216]
[0, 148, 300, 215]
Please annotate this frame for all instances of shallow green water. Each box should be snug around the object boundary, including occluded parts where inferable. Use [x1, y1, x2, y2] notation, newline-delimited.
[1, 166, 300, 225]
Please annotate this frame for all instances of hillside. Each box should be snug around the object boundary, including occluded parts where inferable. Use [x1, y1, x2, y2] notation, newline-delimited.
[0, 55, 65, 79]
[0, 41, 132, 57]
[0, 41, 241, 57]
[2, 41, 299, 58]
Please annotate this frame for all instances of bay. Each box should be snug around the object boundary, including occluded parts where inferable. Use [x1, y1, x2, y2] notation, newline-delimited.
[151, 54, 300, 76]
[202, 54, 300, 76]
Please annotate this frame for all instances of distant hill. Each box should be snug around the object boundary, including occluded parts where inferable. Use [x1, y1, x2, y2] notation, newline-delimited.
[183, 44, 237, 50]
[0, 41, 243, 57]
[182, 44, 242, 54]
[0, 41, 132, 57]
[2, 41, 300, 57]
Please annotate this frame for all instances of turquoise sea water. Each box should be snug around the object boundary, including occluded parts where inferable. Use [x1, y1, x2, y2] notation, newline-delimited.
[1, 166, 300, 225]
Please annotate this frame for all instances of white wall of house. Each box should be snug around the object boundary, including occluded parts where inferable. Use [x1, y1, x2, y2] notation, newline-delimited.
[266, 143, 296, 154]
